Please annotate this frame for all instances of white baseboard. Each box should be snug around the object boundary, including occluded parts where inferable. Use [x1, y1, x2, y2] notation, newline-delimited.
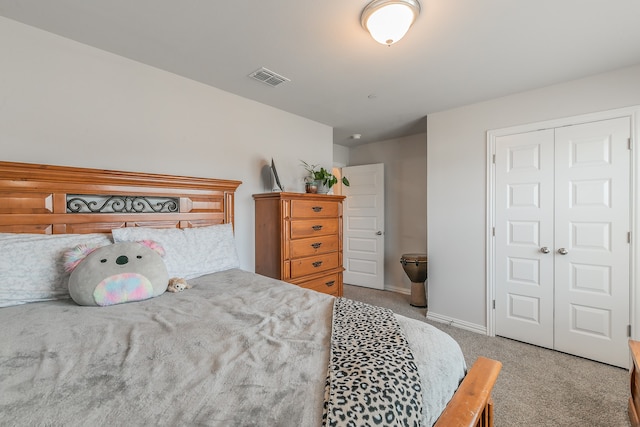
[384, 284, 410, 295]
[379, 285, 486, 335]
[427, 312, 487, 335]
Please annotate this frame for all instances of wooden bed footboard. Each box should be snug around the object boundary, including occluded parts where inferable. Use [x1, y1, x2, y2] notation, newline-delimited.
[434, 357, 502, 427]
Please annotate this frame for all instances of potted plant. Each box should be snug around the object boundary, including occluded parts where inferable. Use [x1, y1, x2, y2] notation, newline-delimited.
[301, 161, 350, 194]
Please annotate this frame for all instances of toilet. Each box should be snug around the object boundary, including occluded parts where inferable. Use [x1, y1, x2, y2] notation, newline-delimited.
[400, 253, 428, 308]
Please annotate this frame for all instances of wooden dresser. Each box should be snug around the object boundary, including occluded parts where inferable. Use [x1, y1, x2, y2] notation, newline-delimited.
[253, 192, 345, 297]
[630, 340, 640, 426]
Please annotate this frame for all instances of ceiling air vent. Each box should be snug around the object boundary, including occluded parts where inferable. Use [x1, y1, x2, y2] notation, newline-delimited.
[249, 67, 290, 87]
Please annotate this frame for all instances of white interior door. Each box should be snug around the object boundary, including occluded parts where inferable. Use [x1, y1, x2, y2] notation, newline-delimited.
[495, 129, 555, 348]
[494, 117, 631, 367]
[342, 164, 384, 289]
[553, 118, 630, 368]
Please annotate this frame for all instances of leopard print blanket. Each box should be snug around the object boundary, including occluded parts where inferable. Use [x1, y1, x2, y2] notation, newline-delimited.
[322, 298, 423, 427]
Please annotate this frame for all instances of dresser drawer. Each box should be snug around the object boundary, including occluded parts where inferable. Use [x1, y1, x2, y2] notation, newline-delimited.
[298, 272, 340, 296]
[290, 252, 339, 278]
[290, 218, 339, 239]
[291, 235, 339, 258]
[291, 200, 339, 218]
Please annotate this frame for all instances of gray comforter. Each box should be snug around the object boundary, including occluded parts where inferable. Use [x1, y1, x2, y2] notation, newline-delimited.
[0, 269, 465, 426]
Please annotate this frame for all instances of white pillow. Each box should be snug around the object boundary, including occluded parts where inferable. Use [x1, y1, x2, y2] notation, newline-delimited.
[0, 233, 112, 307]
[111, 223, 240, 279]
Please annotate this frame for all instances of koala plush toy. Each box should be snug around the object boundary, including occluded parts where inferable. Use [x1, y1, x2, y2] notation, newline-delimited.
[64, 240, 169, 306]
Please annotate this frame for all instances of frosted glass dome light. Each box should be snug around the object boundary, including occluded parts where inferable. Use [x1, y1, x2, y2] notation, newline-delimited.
[361, 0, 421, 46]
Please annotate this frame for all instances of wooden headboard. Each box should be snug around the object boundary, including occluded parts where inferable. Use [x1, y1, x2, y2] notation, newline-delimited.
[0, 162, 241, 234]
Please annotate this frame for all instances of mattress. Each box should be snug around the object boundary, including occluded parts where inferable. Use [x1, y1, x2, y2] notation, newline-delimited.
[0, 269, 466, 426]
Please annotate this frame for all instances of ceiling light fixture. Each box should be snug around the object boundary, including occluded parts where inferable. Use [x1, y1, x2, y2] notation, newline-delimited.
[361, 0, 421, 46]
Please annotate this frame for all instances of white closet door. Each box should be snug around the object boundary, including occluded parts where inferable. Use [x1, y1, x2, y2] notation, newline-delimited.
[553, 118, 630, 368]
[494, 117, 631, 368]
[495, 129, 555, 348]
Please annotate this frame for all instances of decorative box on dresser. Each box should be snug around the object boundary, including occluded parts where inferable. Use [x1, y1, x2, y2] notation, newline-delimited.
[253, 192, 346, 297]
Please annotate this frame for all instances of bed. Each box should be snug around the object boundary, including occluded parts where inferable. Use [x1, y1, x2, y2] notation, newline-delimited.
[0, 161, 501, 426]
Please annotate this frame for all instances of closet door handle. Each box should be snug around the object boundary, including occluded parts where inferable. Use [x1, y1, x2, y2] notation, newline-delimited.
[558, 248, 569, 255]
[540, 247, 550, 254]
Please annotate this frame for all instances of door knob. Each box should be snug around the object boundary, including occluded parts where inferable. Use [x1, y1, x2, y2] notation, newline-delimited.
[540, 247, 550, 254]
[376, 231, 382, 235]
[558, 248, 569, 255]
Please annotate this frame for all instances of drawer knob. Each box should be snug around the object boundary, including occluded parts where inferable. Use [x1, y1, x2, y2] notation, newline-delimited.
[312, 261, 323, 268]
[325, 280, 335, 287]
[312, 225, 323, 231]
[312, 206, 323, 212]
[311, 242, 322, 249]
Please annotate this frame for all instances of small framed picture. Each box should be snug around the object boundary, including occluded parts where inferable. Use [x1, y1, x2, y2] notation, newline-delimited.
[271, 158, 284, 192]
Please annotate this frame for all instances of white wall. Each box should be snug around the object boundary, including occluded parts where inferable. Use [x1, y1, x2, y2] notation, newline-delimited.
[333, 144, 349, 167]
[0, 17, 334, 271]
[347, 133, 427, 294]
[427, 63, 640, 331]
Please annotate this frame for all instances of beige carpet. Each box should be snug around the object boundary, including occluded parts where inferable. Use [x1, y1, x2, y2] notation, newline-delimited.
[343, 283, 630, 427]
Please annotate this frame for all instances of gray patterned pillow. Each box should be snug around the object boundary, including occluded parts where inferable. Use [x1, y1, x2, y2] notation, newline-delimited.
[0, 233, 112, 307]
[111, 223, 240, 279]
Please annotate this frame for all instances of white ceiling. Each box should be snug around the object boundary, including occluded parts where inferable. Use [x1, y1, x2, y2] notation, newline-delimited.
[1, 1, 640, 146]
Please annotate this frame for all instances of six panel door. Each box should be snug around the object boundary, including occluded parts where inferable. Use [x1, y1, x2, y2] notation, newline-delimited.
[342, 163, 385, 289]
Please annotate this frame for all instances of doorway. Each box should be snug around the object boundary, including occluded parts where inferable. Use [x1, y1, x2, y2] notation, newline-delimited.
[342, 163, 385, 289]
[488, 108, 638, 368]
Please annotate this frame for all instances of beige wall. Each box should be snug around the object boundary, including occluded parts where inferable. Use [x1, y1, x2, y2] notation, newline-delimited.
[0, 17, 335, 271]
[427, 64, 640, 332]
[347, 133, 427, 294]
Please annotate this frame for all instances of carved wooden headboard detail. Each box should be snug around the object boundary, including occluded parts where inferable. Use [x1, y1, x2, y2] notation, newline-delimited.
[0, 162, 241, 235]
